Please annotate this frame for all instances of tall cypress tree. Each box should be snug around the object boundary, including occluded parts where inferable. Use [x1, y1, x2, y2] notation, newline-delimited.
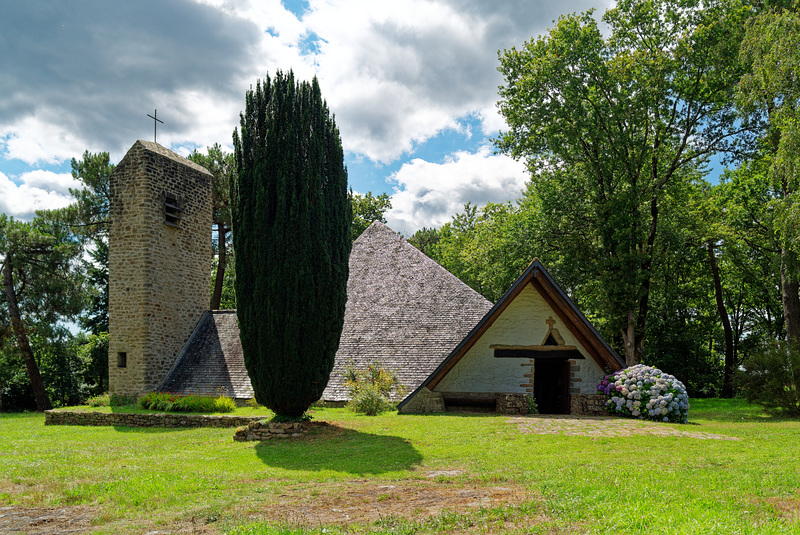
[232, 71, 351, 418]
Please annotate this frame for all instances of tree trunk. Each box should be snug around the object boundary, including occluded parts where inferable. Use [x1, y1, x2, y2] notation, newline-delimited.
[707, 242, 735, 397]
[210, 224, 227, 310]
[621, 310, 642, 367]
[781, 247, 800, 343]
[2, 259, 52, 411]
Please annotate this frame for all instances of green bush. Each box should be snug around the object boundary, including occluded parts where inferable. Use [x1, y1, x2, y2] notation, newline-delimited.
[348, 384, 395, 416]
[738, 341, 800, 417]
[527, 396, 539, 414]
[138, 392, 236, 413]
[109, 393, 138, 407]
[87, 393, 110, 407]
[344, 361, 405, 415]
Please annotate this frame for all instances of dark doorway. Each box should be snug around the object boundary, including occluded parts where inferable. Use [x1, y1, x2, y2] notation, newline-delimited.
[533, 359, 570, 414]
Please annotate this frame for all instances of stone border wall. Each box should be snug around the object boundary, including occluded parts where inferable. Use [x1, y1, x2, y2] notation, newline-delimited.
[233, 420, 326, 441]
[45, 410, 262, 428]
[570, 394, 607, 416]
[496, 393, 530, 414]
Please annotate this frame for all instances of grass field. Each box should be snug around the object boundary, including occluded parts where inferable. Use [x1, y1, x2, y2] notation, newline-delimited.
[1, 399, 799, 534]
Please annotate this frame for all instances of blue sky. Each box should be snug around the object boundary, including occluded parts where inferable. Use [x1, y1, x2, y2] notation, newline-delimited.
[0, 0, 613, 235]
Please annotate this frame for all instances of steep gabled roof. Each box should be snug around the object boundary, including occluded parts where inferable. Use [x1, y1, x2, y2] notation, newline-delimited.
[322, 221, 493, 400]
[397, 259, 624, 410]
[159, 310, 253, 399]
[158, 221, 493, 401]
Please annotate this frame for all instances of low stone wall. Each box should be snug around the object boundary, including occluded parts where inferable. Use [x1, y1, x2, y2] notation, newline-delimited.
[398, 387, 444, 414]
[570, 394, 607, 416]
[233, 420, 325, 441]
[45, 410, 262, 428]
[496, 393, 530, 415]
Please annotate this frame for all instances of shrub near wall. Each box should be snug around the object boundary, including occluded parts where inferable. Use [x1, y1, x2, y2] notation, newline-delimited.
[138, 392, 236, 413]
[45, 410, 259, 428]
[597, 364, 690, 423]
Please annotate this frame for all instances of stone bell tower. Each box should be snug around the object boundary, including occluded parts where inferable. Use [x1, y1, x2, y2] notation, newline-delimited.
[108, 140, 212, 397]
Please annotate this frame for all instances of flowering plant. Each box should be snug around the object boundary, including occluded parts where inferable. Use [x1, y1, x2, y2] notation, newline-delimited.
[344, 360, 407, 415]
[597, 364, 689, 423]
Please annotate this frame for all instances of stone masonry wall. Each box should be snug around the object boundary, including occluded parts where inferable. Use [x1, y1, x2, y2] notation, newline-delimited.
[233, 420, 323, 441]
[398, 387, 444, 414]
[496, 393, 530, 415]
[45, 410, 259, 428]
[108, 141, 212, 396]
[570, 393, 607, 416]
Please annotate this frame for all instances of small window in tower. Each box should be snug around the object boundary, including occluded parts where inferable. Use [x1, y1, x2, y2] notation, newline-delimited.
[117, 352, 127, 368]
[164, 193, 182, 228]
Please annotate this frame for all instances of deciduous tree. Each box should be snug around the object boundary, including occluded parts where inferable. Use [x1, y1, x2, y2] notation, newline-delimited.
[350, 191, 391, 241]
[189, 144, 234, 310]
[0, 214, 84, 411]
[497, 0, 750, 365]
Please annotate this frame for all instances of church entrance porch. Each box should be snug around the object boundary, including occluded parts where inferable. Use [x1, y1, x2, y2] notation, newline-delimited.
[533, 358, 571, 414]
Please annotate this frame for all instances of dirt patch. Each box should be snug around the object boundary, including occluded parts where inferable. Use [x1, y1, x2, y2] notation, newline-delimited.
[765, 491, 800, 521]
[508, 415, 740, 440]
[0, 506, 98, 534]
[255, 479, 530, 526]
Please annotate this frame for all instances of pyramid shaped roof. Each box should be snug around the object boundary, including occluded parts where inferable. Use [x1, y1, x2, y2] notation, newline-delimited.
[159, 221, 493, 401]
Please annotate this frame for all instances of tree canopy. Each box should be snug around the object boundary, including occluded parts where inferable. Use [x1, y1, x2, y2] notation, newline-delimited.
[496, 0, 750, 365]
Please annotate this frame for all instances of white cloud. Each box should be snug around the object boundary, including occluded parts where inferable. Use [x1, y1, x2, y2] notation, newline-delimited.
[0, 171, 78, 221]
[385, 144, 528, 235]
[1, 115, 88, 166]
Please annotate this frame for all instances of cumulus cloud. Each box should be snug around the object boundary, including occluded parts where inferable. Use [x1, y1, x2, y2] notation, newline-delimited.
[385, 144, 528, 235]
[0, 0, 611, 228]
[304, 0, 608, 163]
[0, 171, 80, 221]
[0, 0, 265, 165]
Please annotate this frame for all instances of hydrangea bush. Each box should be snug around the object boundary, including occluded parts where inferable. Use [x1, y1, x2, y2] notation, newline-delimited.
[597, 364, 689, 423]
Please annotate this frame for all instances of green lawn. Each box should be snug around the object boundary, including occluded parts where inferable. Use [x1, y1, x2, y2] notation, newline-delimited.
[1, 399, 799, 534]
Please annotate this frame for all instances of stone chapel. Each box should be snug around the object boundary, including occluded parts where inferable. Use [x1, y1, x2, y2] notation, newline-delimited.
[107, 140, 622, 415]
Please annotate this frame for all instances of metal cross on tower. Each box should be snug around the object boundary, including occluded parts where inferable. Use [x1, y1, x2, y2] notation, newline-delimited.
[147, 109, 164, 143]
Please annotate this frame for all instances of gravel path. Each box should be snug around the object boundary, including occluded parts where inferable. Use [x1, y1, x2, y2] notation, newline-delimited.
[508, 414, 740, 440]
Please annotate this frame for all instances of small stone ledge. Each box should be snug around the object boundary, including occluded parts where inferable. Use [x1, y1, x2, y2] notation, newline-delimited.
[398, 387, 444, 414]
[233, 420, 327, 441]
[496, 393, 530, 415]
[570, 394, 607, 416]
[44, 410, 263, 428]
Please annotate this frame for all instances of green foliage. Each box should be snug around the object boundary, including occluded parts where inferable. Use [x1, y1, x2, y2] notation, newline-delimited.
[347, 384, 394, 416]
[738, 341, 800, 416]
[0, 213, 85, 411]
[189, 144, 234, 310]
[80, 240, 108, 334]
[210, 253, 236, 309]
[344, 361, 405, 415]
[86, 393, 109, 407]
[68, 150, 113, 237]
[350, 190, 391, 241]
[109, 393, 138, 407]
[138, 392, 236, 413]
[526, 396, 538, 415]
[75, 331, 108, 396]
[232, 70, 351, 418]
[269, 412, 313, 423]
[69, 151, 113, 334]
[496, 0, 749, 365]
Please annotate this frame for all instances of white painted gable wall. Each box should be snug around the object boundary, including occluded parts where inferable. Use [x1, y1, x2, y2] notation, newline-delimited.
[434, 283, 605, 394]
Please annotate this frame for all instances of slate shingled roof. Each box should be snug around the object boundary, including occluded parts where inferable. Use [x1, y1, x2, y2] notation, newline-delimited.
[323, 221, 493, 400]
[158, 221, 493, 401]
[159, 310, 254, 399]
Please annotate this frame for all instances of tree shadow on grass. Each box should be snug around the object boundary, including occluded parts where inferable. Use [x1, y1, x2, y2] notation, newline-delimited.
[253, 424, 423, 475]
